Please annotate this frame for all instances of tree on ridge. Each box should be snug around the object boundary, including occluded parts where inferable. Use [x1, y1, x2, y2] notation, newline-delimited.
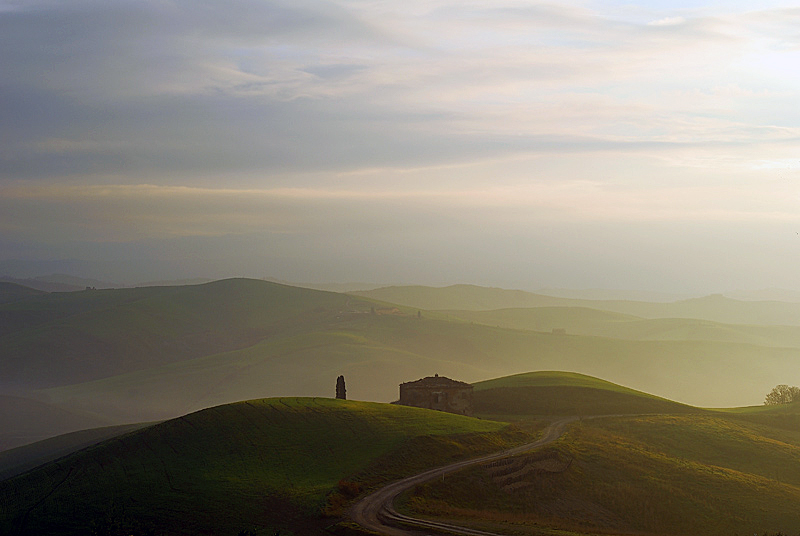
[764, 384, 800, 405]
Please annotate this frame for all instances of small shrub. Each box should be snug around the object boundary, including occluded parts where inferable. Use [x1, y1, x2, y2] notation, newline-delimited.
[337, 480, 362, 498]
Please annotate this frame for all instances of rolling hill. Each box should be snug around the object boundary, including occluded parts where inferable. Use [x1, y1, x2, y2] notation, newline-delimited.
[6, 375, 800, 536]
[33, 310, 800, 424]
[6, 278, 800, 452]
[0, 395, 112, 452]
[443, 306, 800, 347]
[0, 278, 365, 388]
[353, 284, 800, 325]
[403, 412, 800, 536]
[0, 422, 153, 481]
[472, 371, 701, 417]
[399, 375, 800, 536]
[0, 397, 522, 536]
[0, 282, 45, 305]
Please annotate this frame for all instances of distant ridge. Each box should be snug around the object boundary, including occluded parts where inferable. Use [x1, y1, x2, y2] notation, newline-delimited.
[350, 284, 569, 311]
[535, 287, 691, 302]
[0, 274, 124, 292]
[135, 277, 213, 287]
[6, 277, 800, 451]
[353, 284, 800, 325]
[0, 277, 80, 293]
[725, 288, 800, 303]
[0, 282, 45, 304]
[441, 306, 800, 348]
[0, 395, 110, 451]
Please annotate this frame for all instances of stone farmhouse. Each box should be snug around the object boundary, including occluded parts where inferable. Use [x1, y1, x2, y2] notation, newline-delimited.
[396, 374, 473, 416]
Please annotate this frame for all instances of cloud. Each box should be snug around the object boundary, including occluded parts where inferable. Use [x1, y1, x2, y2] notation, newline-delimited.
[648, 16, 686, 26]
[3, 1, 800, 289]
[2, 0, 797, 184]
[4, 173, 800, 249]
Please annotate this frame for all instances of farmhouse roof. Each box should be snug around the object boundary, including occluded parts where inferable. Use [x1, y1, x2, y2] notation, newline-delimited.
[400, 375, 472, 389]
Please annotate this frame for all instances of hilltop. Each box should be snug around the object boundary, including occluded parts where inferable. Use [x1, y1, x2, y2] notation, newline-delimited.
[473, 371, 700, 418]
[402, 410, 800, 536]
[0, 278, 362, 388]
[6, 374, 800, 536]
[0, 397, 522, 536]
[397, 373, 800, 536]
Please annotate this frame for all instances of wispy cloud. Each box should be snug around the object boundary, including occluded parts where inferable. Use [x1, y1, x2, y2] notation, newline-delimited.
[3, 0, 800, 289]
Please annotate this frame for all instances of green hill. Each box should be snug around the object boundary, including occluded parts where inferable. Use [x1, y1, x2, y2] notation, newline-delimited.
[0, 397, 520, 536]
[353, 284, 800, 325]
[404, 413, 800, 536]
[473, 371, 700, 418]
[0, 422, 153, 481]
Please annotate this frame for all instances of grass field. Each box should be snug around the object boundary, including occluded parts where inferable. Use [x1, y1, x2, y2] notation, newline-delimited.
[403, 413, 800, 536]
[7, 372, 800, 536]
[0, 397, 528, 536]
[472, 371, 700, 418]
[0, 422, 155, 481]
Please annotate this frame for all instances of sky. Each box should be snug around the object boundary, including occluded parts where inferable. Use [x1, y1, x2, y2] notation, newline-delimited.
[2, 0, 800, 292]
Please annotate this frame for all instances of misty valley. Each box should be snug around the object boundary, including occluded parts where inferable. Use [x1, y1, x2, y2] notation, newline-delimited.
[5, 0, 800, 533]
[2, 278, 800, 535]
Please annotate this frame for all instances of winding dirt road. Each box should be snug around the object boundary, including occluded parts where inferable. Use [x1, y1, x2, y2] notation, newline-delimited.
[349, 416, 578, 536]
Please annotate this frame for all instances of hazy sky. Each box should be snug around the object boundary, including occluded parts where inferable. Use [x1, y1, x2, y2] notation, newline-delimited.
[2, 0, 800, 292]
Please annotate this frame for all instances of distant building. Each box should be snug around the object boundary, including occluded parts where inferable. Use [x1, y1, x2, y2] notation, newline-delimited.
[397, 374, 473, 416]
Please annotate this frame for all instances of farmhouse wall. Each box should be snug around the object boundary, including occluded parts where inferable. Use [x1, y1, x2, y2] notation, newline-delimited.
[397, 374, 473, 416]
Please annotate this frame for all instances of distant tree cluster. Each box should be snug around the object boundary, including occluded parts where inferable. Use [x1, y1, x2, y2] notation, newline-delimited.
[764, 384, 800, 405]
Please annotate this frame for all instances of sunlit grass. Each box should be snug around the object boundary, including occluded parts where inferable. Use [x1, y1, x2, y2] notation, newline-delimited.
[405, 414, 800, 536]
[0, 397, 522, 535]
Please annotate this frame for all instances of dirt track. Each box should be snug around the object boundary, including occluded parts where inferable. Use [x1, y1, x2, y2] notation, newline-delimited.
[349, 416, 578, 536]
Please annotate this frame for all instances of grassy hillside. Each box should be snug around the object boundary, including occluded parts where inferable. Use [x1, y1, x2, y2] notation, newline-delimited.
[36, 312, 800, 423]
[0, 422, 153, 481]
[404, 413, 800, 536]
[0, 282, 45, 305]
[354, 284, 800, 325]
[472, 371, 700, 418]
[0, 397, 522, 536]
[0, 395, 111, 452]
[0, 278, 367, 387]
[712, 399, 800, 433]
[444, 306, 800, 348]
[7, 278, 800, 448]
